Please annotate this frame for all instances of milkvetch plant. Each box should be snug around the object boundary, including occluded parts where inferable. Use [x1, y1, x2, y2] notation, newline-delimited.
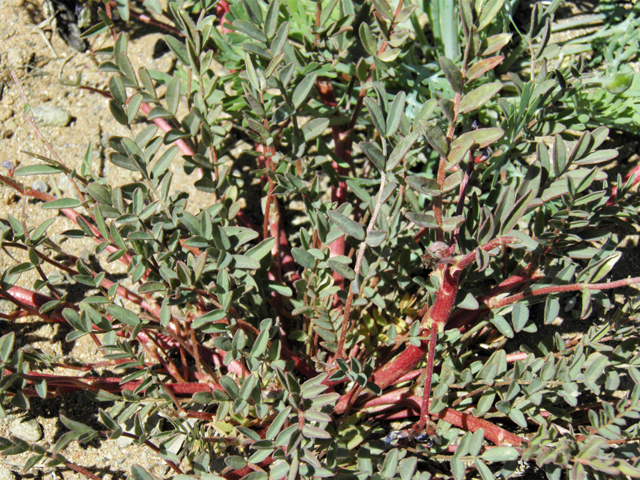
[1, 0, 640, 479]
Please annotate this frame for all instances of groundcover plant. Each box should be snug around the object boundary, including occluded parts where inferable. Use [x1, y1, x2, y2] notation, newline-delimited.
[1, 0, 640, 478]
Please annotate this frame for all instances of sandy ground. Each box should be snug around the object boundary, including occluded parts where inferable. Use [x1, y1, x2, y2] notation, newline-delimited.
[0, 0, 195, 477]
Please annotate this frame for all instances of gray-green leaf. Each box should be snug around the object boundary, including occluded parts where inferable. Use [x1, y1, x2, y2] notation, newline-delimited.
[459, 82, 502, 113]
[328, 211, 365, 240]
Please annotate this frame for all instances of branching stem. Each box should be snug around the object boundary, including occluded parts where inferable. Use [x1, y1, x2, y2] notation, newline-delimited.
[336, 172, 387, 359]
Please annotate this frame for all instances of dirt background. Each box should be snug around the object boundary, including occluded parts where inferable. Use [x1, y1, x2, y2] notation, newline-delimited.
[0, 0, 639, 479]
[0, 0, 199, 477]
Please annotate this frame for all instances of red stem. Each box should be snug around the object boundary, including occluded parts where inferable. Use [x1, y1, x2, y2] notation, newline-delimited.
[606, 163, 640, 206]
[489, 276, 640, 310]
[418, 323, 438, 432]
[358, 390, 523, 446]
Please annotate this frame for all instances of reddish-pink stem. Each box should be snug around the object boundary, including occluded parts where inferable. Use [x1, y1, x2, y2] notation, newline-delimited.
[418, 323, 438, 432]
[489, 276, 640, 310]
[359, 390, 523, 446]
[607, 164, 640, 206]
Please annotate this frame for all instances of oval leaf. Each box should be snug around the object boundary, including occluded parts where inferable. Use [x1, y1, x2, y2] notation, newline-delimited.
[406, 175, 440, 196]
[359, 141, 386, 171]
[459, 82, 503, 114]
[327, 211, 365, 240]
[439, 56, 463, 93]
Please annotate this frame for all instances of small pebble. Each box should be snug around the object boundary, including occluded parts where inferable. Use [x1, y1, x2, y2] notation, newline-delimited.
[6, 48, 30, 70]
[10, 416, 42, 442]
[31, 106, 72, 127]
[0, 106, 13, 122]
[0, 467, 16, 480]
[31, 180, 48, 193]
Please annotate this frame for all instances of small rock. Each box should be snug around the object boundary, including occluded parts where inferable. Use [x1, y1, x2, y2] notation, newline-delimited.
[31, 180, 48, 193]
[57, 175, 77, 198]
[31, 106, 72, 127]
[0, 106, 13, 122]
[6, 49, 30, 70]
[0, 467, 16, 480]
[10, 416, 42, 442]
[2, 118, 17, 138]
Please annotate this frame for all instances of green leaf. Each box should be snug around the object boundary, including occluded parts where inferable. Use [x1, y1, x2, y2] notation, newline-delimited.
[480, 33, 512, 56]
[0, 332, 15, 363]
[553, 135, 566, 176]
[359, 141, 386, 171]
[266, 406, 292, 439]
[131, 466, 155, 480]
[359, 23, 377, 56]
[301, 425, 332, 439]
[509, 408, 527, 428]
[14, 165, 64, 176]
[481, 446, 519, 462]
[127, 94, 142, 124]
[575, 150, 618, 165]
[406, 212, 438, 228]
[386, 92, 406, 136]
[399, 457, 418, 480]
[423, 123, 448, 157]
[270, 21, 289, 56]
[246, 237, 275, 260]
[245, 52, 260, 91]
[452, 127, 504, 150]
[109, 75, 127, 104]
[500, 189, 534, 234]
[327, 211, 365, 240]
[42, 198, 82, 210]
[478, 0, 506, 30]
[87, 184, 112, 205]
[233, 19, 267, 42]
[327, 259, 355, 280]
[585, 353, 609, 382]
[544, 297, 560, 325]
[264, 0, 280, 38]
[250, 329, 270, 357]
[293, 72, 317, 109]
[459, 82, 502, 114]
[605, 72, 634, 95]
[60, 415, 95, 434]
[442, 215, 465, 232]
[387, 131, 420, 170]
[233, 254, 261, 269]
[476, 459, 493, 480]
[302, 118, 329, 142]
[292, 248, 316, 269]
[242, 0, 263, 24]
[490, 315, 513, 338]
[451, 457, 465, 480]
[151, 145, 179, 179]
[447, 136, 474, 167]
[511, 303, 529, 333]
[439, 56, 463, 93]
[467, 55, 504, 81]
[366, 230, 386, 247]
[192, 309, 226, 329]
[372, 0, 393, 19]
[364, 97, 386, 137]
[406, 175, 440, 196]
[381, 449, 399, 478]
[105, 305, 140, 326]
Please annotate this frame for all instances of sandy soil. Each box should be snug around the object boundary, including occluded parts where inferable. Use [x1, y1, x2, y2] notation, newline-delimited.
[0, 0, 194, 477]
